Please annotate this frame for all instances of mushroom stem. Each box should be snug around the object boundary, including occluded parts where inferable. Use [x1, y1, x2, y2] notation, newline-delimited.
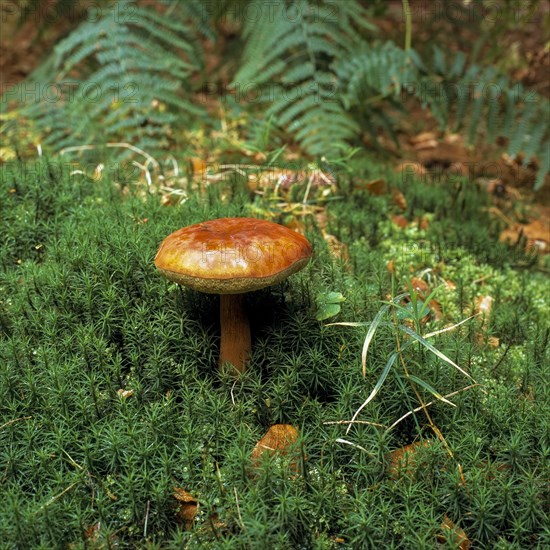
[219, 294, 251, 373]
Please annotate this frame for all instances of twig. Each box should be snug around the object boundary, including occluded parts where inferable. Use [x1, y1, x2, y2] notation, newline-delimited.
[61, 449, 83, 471]
[218, 164, 263, 170]
[302, 173, 314, 205]
[0, 416, 32, 431]
[59, 142, 159, 168]
[35, 481, 79, 513]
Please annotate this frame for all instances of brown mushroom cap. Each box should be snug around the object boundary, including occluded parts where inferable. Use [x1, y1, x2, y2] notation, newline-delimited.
[154, 218, 312, 294]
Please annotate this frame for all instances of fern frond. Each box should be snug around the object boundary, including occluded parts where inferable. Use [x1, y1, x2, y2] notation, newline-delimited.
[232, 0, 374, 156]
[339, 43, 549, 188]
[18, 0, 204, 156]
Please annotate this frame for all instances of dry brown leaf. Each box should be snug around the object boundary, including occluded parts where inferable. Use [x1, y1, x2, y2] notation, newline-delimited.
[475, 333, 501, 348]
[413, 139, 438, 151]
[358, 178, 386, 196]
[315, 209, 329, 231]
[488, 336, 500, 348]
[84, 522, 101, 540]
[283, 217, 306, 235]
[475, 295, 494, 317]
[438, 514, 470, 550]
[444, 280, 457, 290]
[416, 216, 430, 230]
[77, 522, 119, 549]
[323, 232, 350, 268]
[410, 131, 438, 144]
[250, 424, 301, 471]
[117, 389, 134, 399]
[392, 190, 408, 211]
[395, 162, 427, 176]
[161, 193, 180, 207]
[406, 278, 442, 321]
[174, 488, 198, 530]
[391, 214, 409, 228]
[188, 157, 208, 176]
[444, 133, 462, 145]
[248, 169, 299, 193]
[387, 440, 430, 480]
[409, 277, 429, 295]
[500, 218, 550, 254]
[429, 300, 443, 321]
[248, 169, 335, 196]
[252, 151, 267, 162]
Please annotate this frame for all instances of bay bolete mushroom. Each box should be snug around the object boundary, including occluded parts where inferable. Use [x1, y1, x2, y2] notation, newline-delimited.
[154, 217, 312, 373]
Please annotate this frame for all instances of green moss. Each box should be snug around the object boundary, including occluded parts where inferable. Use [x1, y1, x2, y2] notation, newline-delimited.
[0, 159, 548, 548]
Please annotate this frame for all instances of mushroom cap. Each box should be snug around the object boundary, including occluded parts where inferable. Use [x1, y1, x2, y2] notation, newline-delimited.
[154, 217, 312, 294]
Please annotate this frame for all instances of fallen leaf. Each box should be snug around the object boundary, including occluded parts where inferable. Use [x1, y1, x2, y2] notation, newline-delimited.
[282, 217, 306, 234]
[409, 277, 429, 295]
[488, 336, 500, 348]
[248, 168, 335, 196]
[174, 488, 199, 530]
[410, 131, 438, 144]
[395, 162, 427, 176]
[117, 389, 134, 399]
[253, 151, 267, 162]
[500, 218, 550, 254]
[413, 139, 438, 151]
[437, 514, 470, 550]
[392, 190, 408, 211]
[387, 440, 430, 480]
[76, 522, 119, 548]
[250, 424, 301, 472]
[444, 280, 457, 290]
[443, 133, 462, 145]
[416, 216, 430, 230]
[189, 157, 208, 176]
[323, 232, 350, 268]
[0, 147, 16, 162]
[428, 299, 443, 321]
[84, 522, 101, 540]
[161, 193, 180, 207]
[475, 295, 493, 317]
[315, 209, 329, 231]
[359, 178, 386, 195]
[391, 214, 409, 228]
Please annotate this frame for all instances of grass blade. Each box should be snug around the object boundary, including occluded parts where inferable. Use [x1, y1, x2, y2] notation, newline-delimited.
[424, 313, 479, 338]
[360, 293, 408, 378]
[397, 324, 475, 381]
[407, 374, 456, 406]
[346, 350, 399, 434]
